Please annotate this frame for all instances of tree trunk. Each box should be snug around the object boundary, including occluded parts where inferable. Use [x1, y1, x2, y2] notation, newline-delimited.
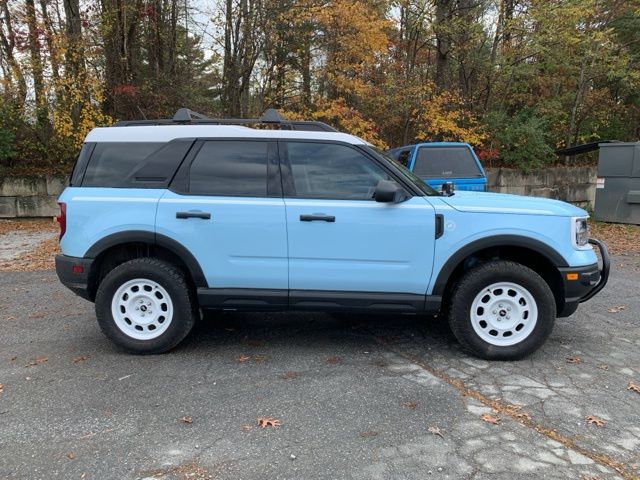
[435, 0, 452, 90]
[26, 0, 48, 131]
[63, 0, 85, 127]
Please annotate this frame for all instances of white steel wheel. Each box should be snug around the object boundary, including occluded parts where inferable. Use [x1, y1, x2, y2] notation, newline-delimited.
[111, 278, 174, 340]
[469, 281, 538, 347]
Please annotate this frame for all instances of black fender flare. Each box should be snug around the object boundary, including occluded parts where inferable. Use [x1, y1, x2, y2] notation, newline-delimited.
[84, 230, 207, 287]
[431, 235, 567, 296]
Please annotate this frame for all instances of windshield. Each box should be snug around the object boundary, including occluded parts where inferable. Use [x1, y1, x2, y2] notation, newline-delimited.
[366, 146, 440, 196]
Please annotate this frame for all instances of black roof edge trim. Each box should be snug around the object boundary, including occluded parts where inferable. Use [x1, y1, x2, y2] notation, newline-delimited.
[431, 235, 567, 296]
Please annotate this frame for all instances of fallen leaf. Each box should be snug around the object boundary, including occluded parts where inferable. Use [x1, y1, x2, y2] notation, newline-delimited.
[480, 413, 500, 425]
[253, 355, 268, 363]
[29, 312, 47, 319]
[179, 416, 193, 424]
[607, 305, 626, 313]
[360, 431, 378, 438]
[326, 356, 341, 364]
[566, 356, 582, 364]
[67, 452, 75, 460]
[241, 424, 253, 431]
[598, 364, 609, 370]
[586, 415, 606, 427]
[236, 354, 251, 363]
[281, 371, 299, 380]
[402, 401, 418, 410]
[428, 426, 444, 438]
[627, 381, 640, 394]
[504, 404, 531, 421]
[10, 356, 17, 362]
[0, 384, 3, 394]
[257, 417, 281, 428]
[72, 355, 90, 364]
[25, 356, 48, 368]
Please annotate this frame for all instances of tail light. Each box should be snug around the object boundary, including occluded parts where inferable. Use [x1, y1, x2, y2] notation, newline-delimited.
[56, 202, 66, 239]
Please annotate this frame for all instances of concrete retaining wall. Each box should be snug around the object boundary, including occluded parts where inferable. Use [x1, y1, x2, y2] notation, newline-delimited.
[0, 166, 597, 218]
[485, 166, 596, 209]
[0, 175, 68, 218]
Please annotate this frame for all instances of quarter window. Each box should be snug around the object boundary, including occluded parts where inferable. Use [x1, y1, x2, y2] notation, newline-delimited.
[285, 142, 390, 200]
[82, 142, 163, 187]
[189, 141, 269, 196]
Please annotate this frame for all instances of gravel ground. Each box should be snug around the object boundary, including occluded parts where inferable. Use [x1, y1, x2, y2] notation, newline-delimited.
[0, 255, 639, 480]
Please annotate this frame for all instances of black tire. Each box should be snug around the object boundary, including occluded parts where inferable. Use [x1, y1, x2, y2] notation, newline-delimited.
[447, 260, 556, 360]
[95, 258, 198, 354]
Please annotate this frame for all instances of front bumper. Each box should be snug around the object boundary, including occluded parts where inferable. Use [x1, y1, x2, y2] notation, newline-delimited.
[55, 254, 94, 301]
[557, 238, 610, 317]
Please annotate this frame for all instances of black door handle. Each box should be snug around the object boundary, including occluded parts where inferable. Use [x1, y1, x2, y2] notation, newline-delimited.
[300, 214, 335, 222]
[176, 211, 211, 220]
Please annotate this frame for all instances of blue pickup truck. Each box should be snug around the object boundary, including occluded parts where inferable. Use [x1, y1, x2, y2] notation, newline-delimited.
[387, 142, 487, 192]
[54, 109, 609, 360]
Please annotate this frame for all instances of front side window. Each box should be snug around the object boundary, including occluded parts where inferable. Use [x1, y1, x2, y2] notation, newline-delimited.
[189, 141, 268, 196]
[285, 142, 390, 200]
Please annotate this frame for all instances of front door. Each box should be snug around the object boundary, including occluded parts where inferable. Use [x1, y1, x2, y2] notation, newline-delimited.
[280, 141, 436, 305]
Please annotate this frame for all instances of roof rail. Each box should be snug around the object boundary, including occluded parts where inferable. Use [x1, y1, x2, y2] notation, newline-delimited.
[113, 108, 337, 132]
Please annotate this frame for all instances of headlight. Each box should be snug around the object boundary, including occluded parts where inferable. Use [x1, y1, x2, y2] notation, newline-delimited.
[574, 218, 589, 248]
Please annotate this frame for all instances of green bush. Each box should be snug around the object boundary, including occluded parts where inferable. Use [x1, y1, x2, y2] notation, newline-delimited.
[0, 128, 16, 164]
[484, 111, 555, 172]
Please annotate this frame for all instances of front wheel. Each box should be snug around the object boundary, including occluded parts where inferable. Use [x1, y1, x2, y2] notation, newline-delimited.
[447, 260, 556, 360]
[95, 258, 198, 354]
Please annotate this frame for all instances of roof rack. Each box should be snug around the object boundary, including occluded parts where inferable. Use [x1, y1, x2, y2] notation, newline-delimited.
[113, 108, 338, 133]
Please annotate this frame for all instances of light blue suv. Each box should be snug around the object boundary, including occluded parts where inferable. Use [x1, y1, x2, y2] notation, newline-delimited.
[55, 110, 609, 359]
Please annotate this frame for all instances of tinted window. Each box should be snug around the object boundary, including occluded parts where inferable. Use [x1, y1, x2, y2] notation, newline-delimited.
[413, 146, 482, 178]
[286, 142, 390, 200]
[189, 141, 268, 196]
[82, 142, 163, 187]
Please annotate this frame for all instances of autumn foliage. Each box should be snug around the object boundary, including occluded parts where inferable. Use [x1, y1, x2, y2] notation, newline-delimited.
[1, 0, 639, 174]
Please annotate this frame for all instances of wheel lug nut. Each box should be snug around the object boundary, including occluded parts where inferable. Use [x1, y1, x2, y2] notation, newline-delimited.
[506, 315, 510, 320]
[499, 303, 503, 308]
[492, 310, 497, 314]
[507, 307, 511, 311]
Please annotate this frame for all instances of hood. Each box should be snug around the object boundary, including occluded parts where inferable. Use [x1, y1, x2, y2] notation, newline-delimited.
[440, 190, 588, 217]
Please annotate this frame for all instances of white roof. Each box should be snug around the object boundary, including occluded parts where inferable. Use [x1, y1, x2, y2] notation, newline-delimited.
[84, 125, 368, 145]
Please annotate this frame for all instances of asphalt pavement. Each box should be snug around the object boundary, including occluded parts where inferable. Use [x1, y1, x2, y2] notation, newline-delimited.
[1, 256, 639, 480]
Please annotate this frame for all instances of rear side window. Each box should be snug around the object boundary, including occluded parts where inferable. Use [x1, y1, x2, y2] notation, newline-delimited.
[82, 142, 163, 187]
[189, 141, 268, 196]
[413, 146, 482, 179]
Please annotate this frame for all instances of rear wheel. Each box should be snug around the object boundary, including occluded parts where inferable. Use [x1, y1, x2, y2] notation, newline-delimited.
[447, 260, 555, 360]
[95, 258, 197, 354]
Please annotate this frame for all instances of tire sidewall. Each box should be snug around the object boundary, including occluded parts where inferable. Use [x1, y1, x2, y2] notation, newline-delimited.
[95, 259, 196, 354]
[449, 261, 556, 360]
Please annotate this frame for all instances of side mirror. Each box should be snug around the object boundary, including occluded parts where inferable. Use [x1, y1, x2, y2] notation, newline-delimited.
[373, 180, 408, 203]
[441, 181, 455, 196]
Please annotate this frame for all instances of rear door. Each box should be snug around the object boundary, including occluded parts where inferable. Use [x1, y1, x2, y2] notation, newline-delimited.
[156, 139, 288, 300]
[281, 141, 436, 305]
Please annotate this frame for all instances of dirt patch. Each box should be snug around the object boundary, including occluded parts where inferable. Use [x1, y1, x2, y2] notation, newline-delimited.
[0, 218, 58, 235]
[0, 219, 59, 271]
[589, 221, 640, 255]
